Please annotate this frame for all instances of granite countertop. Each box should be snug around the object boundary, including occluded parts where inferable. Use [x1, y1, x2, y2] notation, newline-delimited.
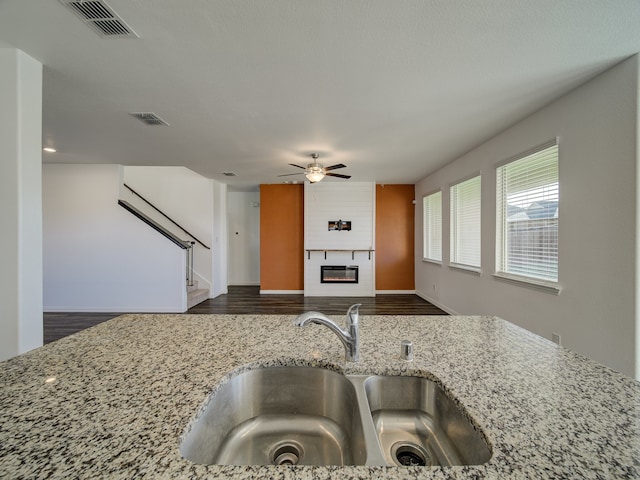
[1, 313, 639, 479]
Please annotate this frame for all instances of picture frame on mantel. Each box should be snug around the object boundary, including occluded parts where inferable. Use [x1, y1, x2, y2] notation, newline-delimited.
[328, 220, 351, 231]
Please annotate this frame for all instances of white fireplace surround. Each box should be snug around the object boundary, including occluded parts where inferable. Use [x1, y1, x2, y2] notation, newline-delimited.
[304, 182, 375, 297]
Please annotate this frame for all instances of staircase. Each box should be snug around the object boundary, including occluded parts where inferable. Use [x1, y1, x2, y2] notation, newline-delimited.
[187, 281, 209, 309]
[119, 184, 212, 311]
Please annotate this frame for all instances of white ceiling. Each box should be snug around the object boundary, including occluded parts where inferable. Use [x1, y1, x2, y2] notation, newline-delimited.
[1, 1, 639, 190]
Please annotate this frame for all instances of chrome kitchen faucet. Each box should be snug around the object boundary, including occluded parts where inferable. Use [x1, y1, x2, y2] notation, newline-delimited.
[294, 304, 361, 362]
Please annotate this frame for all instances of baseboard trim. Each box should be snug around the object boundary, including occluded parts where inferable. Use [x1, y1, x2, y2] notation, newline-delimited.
[259, 290, 304, 294]
[211, 289, 228, 299]
[414, 291, 459, 315]
[43, 307, 182, 313]
[375, 290, 416, 294]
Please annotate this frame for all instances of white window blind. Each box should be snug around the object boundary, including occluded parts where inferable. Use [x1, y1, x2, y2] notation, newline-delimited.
[496, 142, 558, 283]
[450, 175, 481, 269]
[423, 191, 442, 261]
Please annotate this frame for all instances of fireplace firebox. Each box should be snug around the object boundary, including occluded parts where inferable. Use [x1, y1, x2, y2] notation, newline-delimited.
[320, 265, 359, 284]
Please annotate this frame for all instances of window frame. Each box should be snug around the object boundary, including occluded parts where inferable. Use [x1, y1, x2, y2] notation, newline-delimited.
[422, 190, 442, 263]
[494, 140, 560, 293]
[449, 174, 482, 273]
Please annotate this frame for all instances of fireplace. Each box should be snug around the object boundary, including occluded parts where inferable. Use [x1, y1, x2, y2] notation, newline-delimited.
[320, 265, 359, 284]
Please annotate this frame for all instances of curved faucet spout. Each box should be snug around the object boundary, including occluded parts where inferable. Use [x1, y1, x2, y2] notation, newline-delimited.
[294, 311, 349, 336]
[294, 304, 362, 362]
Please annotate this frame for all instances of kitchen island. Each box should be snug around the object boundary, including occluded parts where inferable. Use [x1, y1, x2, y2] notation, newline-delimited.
[1, 314, 639, 479]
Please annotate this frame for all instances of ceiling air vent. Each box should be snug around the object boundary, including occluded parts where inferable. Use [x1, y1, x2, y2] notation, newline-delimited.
[60, 0, 139, 38]
[129, 112, 170, 126]
[223, 172, 237, 177]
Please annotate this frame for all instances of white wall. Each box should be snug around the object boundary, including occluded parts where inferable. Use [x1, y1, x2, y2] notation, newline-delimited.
[0, 49, 43, 361]
[637, 57, 640, 378]
[123, 166, 214, 293]
[304, 182, 376, 296]
[415, 56, 638, 377]
[227, 191, 260, 285]
[212, 181, 228, 297]
[43, 164, 187, 312]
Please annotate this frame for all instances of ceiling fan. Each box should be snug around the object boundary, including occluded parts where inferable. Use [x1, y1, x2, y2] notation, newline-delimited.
[278, 153, 351, 183]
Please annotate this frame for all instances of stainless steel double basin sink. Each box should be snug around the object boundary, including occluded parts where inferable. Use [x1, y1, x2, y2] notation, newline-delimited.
[180, 366, 491, 467]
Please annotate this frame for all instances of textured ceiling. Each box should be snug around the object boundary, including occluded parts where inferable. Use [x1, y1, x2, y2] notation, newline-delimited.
[0, 0, 639, 189]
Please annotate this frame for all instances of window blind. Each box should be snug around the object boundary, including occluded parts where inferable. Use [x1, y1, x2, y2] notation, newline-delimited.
[450, 175, 481, 269]
[496, 143, 558, 283]
[423, 191, 442, 261]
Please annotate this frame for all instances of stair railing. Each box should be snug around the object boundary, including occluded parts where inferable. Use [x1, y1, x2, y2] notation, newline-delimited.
[118, 200, 196, 287]
[186, 241, 195, 287]
[123, 183, 211, 250]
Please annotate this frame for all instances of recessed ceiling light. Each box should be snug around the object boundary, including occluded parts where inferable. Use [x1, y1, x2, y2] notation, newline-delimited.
[43, 147, 57, 153]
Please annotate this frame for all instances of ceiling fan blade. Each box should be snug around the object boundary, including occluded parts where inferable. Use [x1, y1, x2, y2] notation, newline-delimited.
[277, 172, 305, 177]
[324, 163, 347, 171]
[326, 173, 351, 179]
[288, 163, 306, 169]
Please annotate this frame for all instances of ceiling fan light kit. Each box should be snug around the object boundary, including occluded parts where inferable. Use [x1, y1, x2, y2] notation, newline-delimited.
[305, 164, 325, 183]
[278, 153, 351, 183]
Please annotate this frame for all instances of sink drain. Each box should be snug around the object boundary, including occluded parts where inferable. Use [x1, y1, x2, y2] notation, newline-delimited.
[271, 442, 303, 466]
[391, 442, 431, 467]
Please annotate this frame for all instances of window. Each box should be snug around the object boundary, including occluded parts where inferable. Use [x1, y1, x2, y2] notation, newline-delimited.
[422, 191, 442, 262]
[450, 175, 481, 270]
[496, 142, 558, 285]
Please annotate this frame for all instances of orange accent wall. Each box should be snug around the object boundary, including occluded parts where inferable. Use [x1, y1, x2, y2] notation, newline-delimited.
[260, 184, 304, 290]
[375, 185, 415, 290]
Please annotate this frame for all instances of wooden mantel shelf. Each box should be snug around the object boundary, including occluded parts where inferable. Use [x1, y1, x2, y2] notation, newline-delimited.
[305, 249, 375, 260]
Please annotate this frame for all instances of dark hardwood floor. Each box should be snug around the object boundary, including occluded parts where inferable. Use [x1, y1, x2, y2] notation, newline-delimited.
[43, 312, 124, 344]
[43, 286, 447, 344]
[189, 286, 447, 316]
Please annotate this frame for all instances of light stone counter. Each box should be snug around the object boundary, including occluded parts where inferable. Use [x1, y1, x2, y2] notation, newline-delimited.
[1, 314, 639, 479]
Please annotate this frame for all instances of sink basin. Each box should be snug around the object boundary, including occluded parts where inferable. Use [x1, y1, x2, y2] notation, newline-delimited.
[180, 366, 491, 467]
[363, 375, 492, 466]
[180, 366, 366, 466]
